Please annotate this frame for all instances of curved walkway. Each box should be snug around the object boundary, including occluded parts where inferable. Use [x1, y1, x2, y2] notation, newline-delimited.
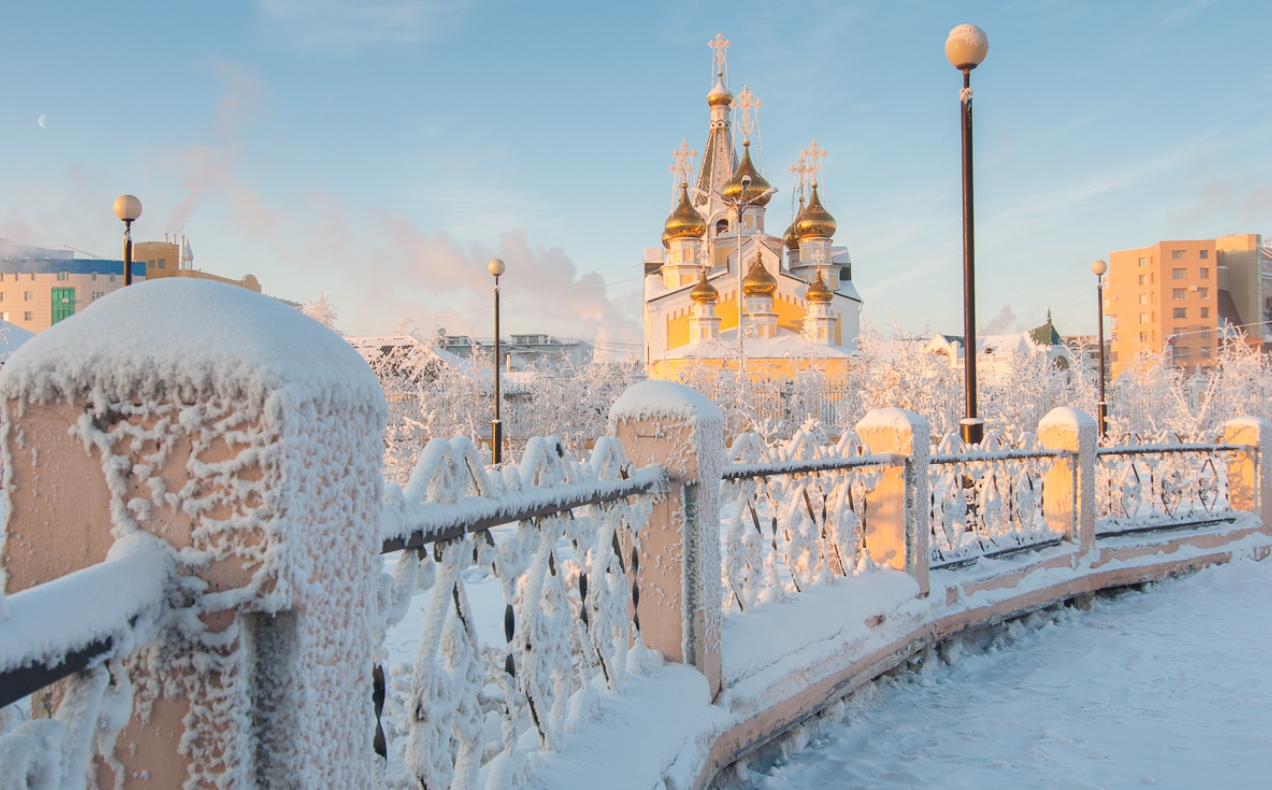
[744, 558, 1272, 789]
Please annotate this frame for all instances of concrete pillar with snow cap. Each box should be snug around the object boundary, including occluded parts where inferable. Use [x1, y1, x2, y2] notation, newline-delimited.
[610, 380, 723, 699]
[1039, 406, 1098, 553]
[1222, 417, 1272, 528]
[0, 278, 387, 788]
[854, 408, 931, 597]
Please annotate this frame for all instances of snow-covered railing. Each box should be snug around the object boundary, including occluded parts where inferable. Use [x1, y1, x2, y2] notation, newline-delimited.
[928, 434, 1069, 569]
[718, 427, 897, 611]
[1096, 440, 1248, 536]
[0, 534, 170, 786]
[373, 435, 665, 788]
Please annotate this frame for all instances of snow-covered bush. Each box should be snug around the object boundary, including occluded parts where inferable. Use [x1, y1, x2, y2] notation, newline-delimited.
[358, 327, 1272, 481]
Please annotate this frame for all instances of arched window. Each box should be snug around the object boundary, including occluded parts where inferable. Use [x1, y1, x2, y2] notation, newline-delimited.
[715, 219, 729, 235]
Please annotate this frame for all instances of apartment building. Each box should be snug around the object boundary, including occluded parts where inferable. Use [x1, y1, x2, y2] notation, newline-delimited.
[1105, 235, 1271, 378]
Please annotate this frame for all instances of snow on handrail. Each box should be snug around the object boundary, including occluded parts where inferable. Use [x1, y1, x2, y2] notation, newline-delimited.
[930, 447, 1067, 465]
[0, 533, 170, 707]
[380, 463, 667, 552]
[721, 453, 903, 481]
[1097, 442, 1245, 456]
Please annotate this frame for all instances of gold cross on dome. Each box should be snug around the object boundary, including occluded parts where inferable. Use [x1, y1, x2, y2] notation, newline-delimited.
[669, 140, 698, 183]
[735, 86, 761, 140]
[803, 139, 828, 185]
[709, 34, 731, 82]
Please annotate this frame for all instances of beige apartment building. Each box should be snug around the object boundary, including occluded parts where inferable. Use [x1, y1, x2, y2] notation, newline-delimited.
[1105, 234, 1270, 378]
[0, 237, 259, 333]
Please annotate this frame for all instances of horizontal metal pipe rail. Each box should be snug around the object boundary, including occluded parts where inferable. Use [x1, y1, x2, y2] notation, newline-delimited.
[721, 453, 903, 481]
[381, 465, 667, 553]
[929, 448, 1066, 465]
[1097, 443, 1245, 456]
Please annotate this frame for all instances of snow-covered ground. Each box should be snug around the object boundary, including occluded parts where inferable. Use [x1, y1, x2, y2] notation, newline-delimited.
[741, 558, 1272, 789]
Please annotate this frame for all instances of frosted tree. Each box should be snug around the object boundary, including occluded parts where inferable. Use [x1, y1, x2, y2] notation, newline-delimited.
[302, 292, 339, 330]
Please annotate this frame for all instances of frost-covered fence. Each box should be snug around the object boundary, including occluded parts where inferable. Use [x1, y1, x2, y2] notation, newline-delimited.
[372, 434, 665, 788]
[718, 428, 895, 611]
[1095, 418, 1272, 537]
[927, 437, 1067, 570]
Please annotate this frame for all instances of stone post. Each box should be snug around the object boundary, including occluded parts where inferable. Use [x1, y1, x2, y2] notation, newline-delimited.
[854, 408, 931, 597]
[0, 279, 387, 788]
[1039, 406, 1098, 554]
[610, 380, 723, 699]
[1222, 417, 1272, 527]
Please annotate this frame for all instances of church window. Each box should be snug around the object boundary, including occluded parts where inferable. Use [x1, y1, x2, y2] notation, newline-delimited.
[715, 219, 728, 235]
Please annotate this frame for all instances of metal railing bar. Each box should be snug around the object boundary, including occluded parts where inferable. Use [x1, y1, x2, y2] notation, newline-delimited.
[929, 448, 1066, 465]
[1097, 443, 1246, 456]
[1095, 515, 1238, 539]
[721, 453, 903, 481]
[0, 637, 113, 709]
[382, 467, 667, 553]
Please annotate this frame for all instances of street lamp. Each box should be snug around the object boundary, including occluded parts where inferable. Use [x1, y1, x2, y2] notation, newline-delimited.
[946, 23, 989, 446]
[488, 258, 506, 465]
[113, 194, 143, 286]
[1092, 259, 1109, 437]
[722, 174, 777, 350]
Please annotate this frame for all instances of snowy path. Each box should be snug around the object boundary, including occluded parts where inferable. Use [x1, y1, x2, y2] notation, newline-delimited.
[744, 558, 1272, 789]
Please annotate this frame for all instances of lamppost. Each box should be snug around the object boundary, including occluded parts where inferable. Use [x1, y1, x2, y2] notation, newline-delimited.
[1092, 259, 1109, 437]
[114, 194, 143, 286]
[946, 24, 989, 446]
[488, 258, 506, 465]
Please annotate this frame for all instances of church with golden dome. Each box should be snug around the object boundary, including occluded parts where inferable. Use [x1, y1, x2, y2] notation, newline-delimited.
[643, 35, 862, 379]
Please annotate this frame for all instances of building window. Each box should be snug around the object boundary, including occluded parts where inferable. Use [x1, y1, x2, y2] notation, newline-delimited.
[91, 272, 97, 281]
[109, 274, 116, 282]
[1139, 312, 1150, 323]
[56, 272, 68, 281]
[1200, 267, 1209, 279]
[1173, 308, 1187, 318]
[1200, 250, 1209, 259]
[1173, 289, 1186, 299]
[0, 293, 5, 302]
[1172, 250, 1185, 260]
[1172, 268, 1186, 279]
[92, 291, 105, 301]
[158, 258, 166, 269]
[1197, 287, 1208, 298]
[1138, 257, 1149, 266]
[1138, 275, 1149, 286]
[29, 273, 35, 281]
[23, 312, 32, 321]
[1111, 351, 1119, 363]
[23, 292, 33, 301]
[1174, 327, 1185, 338]
[1201, 307, 1210, 318]
[1139, 332, 1149, 342]
[1201, 347, 1211, 358]
[1175, 346, 1189, 359]
[1200, 326, 1210, 339]
[715, 219, 728, 235]
[1140, 293, 1152, 304]
[0, 312, 6, 321]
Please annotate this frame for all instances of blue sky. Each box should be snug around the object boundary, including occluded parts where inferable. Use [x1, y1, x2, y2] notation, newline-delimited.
[1, 0, 1269, 351]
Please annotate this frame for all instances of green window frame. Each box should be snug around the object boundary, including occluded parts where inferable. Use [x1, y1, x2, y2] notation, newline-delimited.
[51, 287, 75, 324]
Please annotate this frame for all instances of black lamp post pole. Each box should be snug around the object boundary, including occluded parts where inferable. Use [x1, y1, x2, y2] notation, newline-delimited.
[492, 272, 502, 465]
[123, 220, 134, 286]
[1096, 274, 1108, 436]
[960, 68, 983, 446]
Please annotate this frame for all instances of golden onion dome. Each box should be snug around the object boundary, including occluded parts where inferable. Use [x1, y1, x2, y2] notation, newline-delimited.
[661, 228, 671, 249]
[690, 268, 718, 303]
[722, 141, 773, 207]
[664, 182, 707, 242]
[742, 253, 777, 296]
[707, 72, 733, 107]
[806, 271, 833, 303]
[794, 183, 836, 240]
[783, 197, 804, 251]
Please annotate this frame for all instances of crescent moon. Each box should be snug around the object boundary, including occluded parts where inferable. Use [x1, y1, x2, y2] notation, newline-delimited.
[37, 115, 46, 128]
